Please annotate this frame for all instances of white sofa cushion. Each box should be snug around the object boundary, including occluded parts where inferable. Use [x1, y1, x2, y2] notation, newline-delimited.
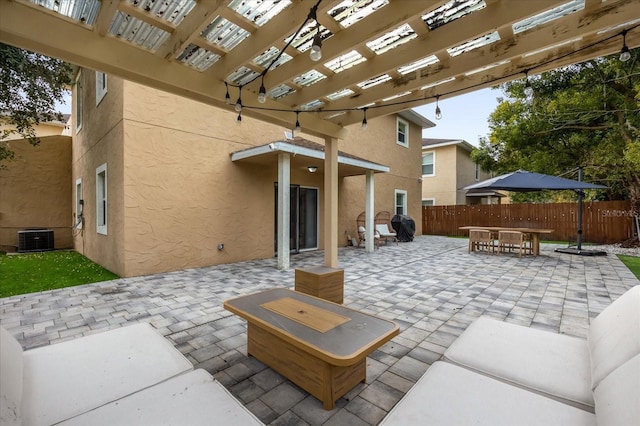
[588, 285, 640, 389]
[0, 327, 24, 426]
[593, 354, 640, 426]
[380, 361, 596, 426]
[443, 316, 593, 408]
[58, 369, 263, 426]
[21, 323, 193, 426]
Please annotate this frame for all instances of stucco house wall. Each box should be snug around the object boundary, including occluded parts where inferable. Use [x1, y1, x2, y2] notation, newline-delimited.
[67, 71, 430, 277]
[72, 70, 125, 276]
[339, 114, 424, 239]
[0, 135, 72, 251]
[421, 144, 458, 205]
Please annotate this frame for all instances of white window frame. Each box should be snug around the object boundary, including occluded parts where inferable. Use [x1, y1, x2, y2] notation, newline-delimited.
[96, 163, 107, 235]
[422, 151, 435, 176]
[395, 189, 408, 216]
[475, 162, 480, 181]
[422, 198, 435, 206]
[75, 178, 83, 229]
[96, 71, 107, 105]
[396, 117, 409, 147]
[75, 71, 83, 133]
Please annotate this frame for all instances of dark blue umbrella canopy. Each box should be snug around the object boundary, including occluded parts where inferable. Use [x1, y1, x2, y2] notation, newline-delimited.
[463, 170, 607, 192]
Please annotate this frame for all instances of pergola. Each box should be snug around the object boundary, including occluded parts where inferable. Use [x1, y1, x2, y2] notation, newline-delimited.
[1, 0, 638, 267]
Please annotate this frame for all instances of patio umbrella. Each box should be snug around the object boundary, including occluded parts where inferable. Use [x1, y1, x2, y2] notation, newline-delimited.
[462, 169, 608, 256]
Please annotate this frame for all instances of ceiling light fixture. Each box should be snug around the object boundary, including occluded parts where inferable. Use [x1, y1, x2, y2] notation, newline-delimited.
[308, 166, 318, 173]
[435, 95, 442, 120]
[620, 30, 631, 62]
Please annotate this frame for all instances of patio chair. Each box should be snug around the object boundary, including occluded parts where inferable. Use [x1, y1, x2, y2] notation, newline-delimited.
[468, 229, 494, 254]
[497, 230, 531, 257]
[358, 226, 381, 248]
[375, 224, 398, 245]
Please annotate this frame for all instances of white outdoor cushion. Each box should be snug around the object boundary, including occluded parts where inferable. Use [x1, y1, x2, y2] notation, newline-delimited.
[0, 327, 24, 426]
[59, 369, 263, 426]
[588, 285, 640, 389]
[593, 354, 640, 426]
[380, 361, 596, 426]
[443, 316, 593, 408]
[375, 224, 396, 236]
[21, 323, 193, 426]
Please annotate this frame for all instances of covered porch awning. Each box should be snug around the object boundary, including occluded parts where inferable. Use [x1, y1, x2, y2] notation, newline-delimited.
[230, 137, 389, 176]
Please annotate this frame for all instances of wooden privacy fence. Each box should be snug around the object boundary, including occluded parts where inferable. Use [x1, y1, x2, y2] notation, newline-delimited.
[422, 200, 634, 244]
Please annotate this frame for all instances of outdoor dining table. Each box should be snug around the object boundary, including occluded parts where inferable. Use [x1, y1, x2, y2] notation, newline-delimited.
[459, 226, 554, 256]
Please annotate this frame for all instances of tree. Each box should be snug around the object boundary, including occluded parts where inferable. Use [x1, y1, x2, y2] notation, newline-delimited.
[472, 49, 640, 211]
[0, 43, 73, 166]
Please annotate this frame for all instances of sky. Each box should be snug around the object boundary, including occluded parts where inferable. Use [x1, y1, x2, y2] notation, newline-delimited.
[55, 86, 503, 146]
[414, 87, 504, 147]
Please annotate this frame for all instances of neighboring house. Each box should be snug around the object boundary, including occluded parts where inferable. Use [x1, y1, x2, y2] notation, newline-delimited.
[0, 117, 72, 252]
[8, 69, 431, 278]
[421, 138, 498, 206]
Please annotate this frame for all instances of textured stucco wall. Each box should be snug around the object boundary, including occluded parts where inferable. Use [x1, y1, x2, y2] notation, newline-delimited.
[71, 70, 124, 276]
[120, 81, 328, 276]
[421, 144, 457, 205]
[339, 114, 424, 239]
[0, 136, 72, 250]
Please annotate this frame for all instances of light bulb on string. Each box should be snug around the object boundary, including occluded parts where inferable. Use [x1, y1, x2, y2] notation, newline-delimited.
[361, 108, 368, 130]
[294, 111, 301, 132]
[224, 82, 231, 105]
[235, 86, 243, 112]
[236, 111, 242, 125]
[258, 75, 267, 104]
[523, 71, 534, 97]
[620, 30, 631, 62]
[435, 96, 442, 120]
[310, 29, 322, 61]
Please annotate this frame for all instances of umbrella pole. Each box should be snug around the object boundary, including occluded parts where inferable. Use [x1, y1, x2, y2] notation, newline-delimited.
[576, 189, 584, 250]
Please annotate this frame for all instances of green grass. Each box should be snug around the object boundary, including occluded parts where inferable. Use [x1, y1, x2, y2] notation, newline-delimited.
[0, 250, 118, 298]
[618, 254, 640, 280]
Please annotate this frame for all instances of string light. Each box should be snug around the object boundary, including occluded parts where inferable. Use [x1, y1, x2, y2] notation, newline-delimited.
[235, 86, 243, 112]
[620, 30, 631, 62]
[524, 71, 534, 97]
[236, 111, 242, 125]
[220, 17, 637, 128]
[258, 75, 267, 103]
[294, 110, 301, 132]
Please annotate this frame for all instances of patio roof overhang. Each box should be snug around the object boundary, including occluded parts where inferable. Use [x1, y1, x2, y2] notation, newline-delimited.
[231, 137, 389, 178]
[1, 0, 638, 139]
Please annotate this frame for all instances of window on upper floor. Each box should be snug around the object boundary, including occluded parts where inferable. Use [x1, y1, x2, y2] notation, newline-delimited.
[96, 71, 107, 105]
[422, 152, 435, 176]
[396, 117, 408, 147]
[475, 162, 480, 181]
[422, 199, 435, 206]
[96, 163, 107, 235]
[395, 189, 407, 215]
[75, 71, 83, 133]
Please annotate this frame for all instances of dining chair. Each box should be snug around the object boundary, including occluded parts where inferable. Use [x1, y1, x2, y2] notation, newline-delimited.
[468, 229, 494, 254]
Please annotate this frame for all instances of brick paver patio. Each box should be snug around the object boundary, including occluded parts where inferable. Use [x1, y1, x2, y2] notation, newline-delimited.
[1, 235, 637, 425]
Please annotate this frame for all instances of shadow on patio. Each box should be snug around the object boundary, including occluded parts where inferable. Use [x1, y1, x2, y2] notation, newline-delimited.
[1, 235, 637, 425]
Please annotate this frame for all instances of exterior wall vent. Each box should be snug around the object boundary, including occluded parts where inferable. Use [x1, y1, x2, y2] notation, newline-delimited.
[18, 229, 55, 252]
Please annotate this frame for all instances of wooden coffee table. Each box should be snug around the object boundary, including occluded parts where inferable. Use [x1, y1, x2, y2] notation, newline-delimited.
[224, 288, 399, 410]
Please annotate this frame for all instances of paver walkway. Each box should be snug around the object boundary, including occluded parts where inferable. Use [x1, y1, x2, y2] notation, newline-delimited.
[1, 236, 637, 425]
